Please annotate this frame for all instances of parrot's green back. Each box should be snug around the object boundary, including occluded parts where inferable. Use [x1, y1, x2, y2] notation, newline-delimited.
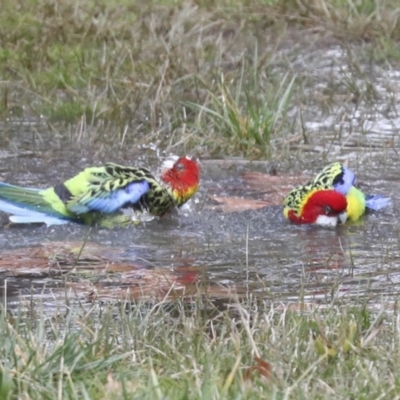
[41, 165, 124, 224]
[312, 162, 344, 189]
[283, 182, 314, 217]
[283, 163, 345, 215]
[43, 164, 171, 224]
[58, 164, 176, 217]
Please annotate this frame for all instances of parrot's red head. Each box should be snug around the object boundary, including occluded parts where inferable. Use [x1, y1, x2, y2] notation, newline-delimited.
[285, 189, 348, 226]
[161, 157, 200, 206]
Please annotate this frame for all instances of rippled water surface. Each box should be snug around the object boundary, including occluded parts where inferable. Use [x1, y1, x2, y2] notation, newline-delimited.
[1, 45, 400, 310]
[0, 144, 399, 310]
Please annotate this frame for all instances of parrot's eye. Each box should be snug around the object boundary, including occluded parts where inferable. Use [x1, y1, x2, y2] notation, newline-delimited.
[175, 162, 184, 171]
[324, 205, 332, 215]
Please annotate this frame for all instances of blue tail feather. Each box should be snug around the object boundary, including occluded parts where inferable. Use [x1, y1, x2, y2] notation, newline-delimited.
[0, 199, 69, 226]
[9, 215, 69, 226]
[365, 194, 392, 211]
[0, 183, 72, 225]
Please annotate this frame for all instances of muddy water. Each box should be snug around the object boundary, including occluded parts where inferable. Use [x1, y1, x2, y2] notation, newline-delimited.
[1, 43, 400, 309]
[0, 137, 398, 310]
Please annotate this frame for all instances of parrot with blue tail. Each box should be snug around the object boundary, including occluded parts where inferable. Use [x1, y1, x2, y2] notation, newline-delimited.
[312, 162, 391, 222]
[284, 162, 391, 226]
[0, 157, 200, 227]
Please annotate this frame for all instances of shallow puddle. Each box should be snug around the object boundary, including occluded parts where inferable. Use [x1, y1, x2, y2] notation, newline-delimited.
[1, 42, 400, 310]
[0, 152, 398, 310]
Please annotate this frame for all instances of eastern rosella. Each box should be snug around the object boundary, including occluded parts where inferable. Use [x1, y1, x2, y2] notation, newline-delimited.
[312, 162, 391, 221]
[0, 157, 200, 227]
[284, 162, 391, 226]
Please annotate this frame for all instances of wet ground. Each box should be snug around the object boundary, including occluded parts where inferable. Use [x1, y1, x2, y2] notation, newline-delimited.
[1, 44, 400, 310]
[0, 141, 398, 311]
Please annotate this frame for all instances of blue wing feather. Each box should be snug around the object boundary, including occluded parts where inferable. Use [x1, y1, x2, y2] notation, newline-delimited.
[334, 167, 391, 211]
[332, 166, 356, 195]
[68, 180, 150, 214]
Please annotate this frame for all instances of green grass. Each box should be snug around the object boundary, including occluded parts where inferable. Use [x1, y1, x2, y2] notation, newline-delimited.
[1, 1, 400, 394]
[1, 297, 399, 399]
[1, 0, 400, 157]
[186, 69, 296, 158]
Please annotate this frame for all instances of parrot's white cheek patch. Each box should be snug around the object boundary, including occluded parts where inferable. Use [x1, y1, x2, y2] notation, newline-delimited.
[315, 215, 339, 227]
[161, 156, 179, 171]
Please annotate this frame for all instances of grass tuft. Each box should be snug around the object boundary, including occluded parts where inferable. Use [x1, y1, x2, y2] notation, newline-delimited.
[186, 68, 296, 158]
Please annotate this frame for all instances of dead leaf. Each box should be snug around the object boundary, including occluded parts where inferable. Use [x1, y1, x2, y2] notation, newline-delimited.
[208, 195, 270, 213]
[241, 171, 309, 193]
[244, 356, 272, 382]
[239, 171, 311, 206]
[0, 242, 125, 274]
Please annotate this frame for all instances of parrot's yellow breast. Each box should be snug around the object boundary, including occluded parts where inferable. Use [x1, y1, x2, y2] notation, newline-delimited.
[346, 186, 366, 221]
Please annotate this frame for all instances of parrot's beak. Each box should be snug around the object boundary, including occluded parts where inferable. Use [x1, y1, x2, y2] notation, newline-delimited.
[338, 211, 348, 225]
